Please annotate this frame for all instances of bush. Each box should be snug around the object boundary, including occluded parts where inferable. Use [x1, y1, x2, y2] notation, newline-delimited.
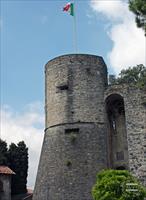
[92, 169, 146, 200]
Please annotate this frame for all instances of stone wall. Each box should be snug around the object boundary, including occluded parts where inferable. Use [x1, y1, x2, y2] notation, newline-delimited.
[33, 123, 107, 200]
[105, 84, 146, 185]
[105, 93, 129, 169]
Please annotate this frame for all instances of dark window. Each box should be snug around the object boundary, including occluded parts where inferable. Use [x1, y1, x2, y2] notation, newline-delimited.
[65, 128, 79, 134]
[116, 166, 126, 170]
[116, 151, 124, 160]
[57, 84, 68, 91]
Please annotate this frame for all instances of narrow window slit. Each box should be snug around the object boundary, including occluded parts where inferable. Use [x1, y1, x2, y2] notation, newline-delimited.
[65, 128, 79, 134]
[57, 85, 68, 91]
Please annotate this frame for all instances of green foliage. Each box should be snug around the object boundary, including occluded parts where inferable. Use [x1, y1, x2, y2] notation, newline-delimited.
[129, 0, 146, 35]
[8, 141, 28, 194]
[0, 139, 8, 165]
[115, 64, 146, 90]
[0, 139, 28, 194]
[92, 169, 146, 200]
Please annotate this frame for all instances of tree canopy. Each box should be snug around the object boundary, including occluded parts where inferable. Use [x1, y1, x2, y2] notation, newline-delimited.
[8, 141, 28, 194]
[0, 139, 28, 195]
[114, 64, 146, 90]
[92, 169, 146, 200]
[0, 139, 8, 165]
[129, 0, 146, 35]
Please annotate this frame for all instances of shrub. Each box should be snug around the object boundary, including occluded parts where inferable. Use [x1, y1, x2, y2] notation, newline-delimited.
[92, 169, 146, 200]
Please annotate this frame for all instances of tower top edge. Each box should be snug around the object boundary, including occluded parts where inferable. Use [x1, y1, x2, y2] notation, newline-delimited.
[45, 54, 106, 68]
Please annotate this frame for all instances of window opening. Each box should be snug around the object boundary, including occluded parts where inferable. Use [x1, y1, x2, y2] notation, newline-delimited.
[56, 84, 68, 91]
[112, 119, 116, 130]
[116, 166, 126, 170]
[65, 128, 79, 134]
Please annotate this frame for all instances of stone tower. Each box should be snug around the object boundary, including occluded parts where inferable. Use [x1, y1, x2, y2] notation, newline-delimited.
[33, 54, 146, 200]
[33, 54, 108, 200]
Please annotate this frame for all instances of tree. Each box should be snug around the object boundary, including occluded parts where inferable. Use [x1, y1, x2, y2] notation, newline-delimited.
[92, 169, 146, 200]
[129, 0, 146, 35]
[7, 143, 18, 194]
[17, 141, 28, 194]
[0, 139, 28, 194]
[8, 141, 28, 194]
[115, 64, 146, 90]
[0, 139, 8, 165]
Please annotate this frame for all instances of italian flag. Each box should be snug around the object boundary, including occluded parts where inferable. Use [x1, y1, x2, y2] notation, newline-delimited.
[63, 3, 74, 16]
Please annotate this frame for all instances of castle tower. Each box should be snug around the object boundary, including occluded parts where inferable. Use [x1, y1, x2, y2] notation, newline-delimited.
[33, 54, 108, 200]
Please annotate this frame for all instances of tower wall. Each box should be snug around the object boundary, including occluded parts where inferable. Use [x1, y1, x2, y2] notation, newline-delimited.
[45, 54, 107, 127]
[33, 54, 108, 200]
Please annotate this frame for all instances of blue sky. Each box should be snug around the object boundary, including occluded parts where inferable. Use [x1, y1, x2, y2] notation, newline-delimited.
[1, 0, 145, 188]
[1, 0, 113, 110]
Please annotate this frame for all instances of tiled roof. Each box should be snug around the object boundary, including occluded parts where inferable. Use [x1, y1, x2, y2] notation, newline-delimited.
[0, 166, 15, 175]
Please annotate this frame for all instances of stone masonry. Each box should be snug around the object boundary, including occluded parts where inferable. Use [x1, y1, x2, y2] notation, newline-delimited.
[105, 85, 146, 184]
[33, 54, 146, 200]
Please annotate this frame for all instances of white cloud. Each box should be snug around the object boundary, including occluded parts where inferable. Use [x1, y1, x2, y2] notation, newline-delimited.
[90, 0, 146, 75]
[0, 102, 44, 189]
[90, 0, 129, 22]
[108, 21, 145, 73]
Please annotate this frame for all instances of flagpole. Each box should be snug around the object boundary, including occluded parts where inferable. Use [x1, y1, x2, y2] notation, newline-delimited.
[73, 0, 78, 53]
[63, 1, 78, 53]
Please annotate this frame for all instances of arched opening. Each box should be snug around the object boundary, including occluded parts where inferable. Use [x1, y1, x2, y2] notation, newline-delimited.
[105, 94, 129, 169]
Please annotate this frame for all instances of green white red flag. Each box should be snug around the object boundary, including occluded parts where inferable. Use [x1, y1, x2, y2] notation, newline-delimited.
[63, 2, 77, 52]
[63, 3, 74, 16]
